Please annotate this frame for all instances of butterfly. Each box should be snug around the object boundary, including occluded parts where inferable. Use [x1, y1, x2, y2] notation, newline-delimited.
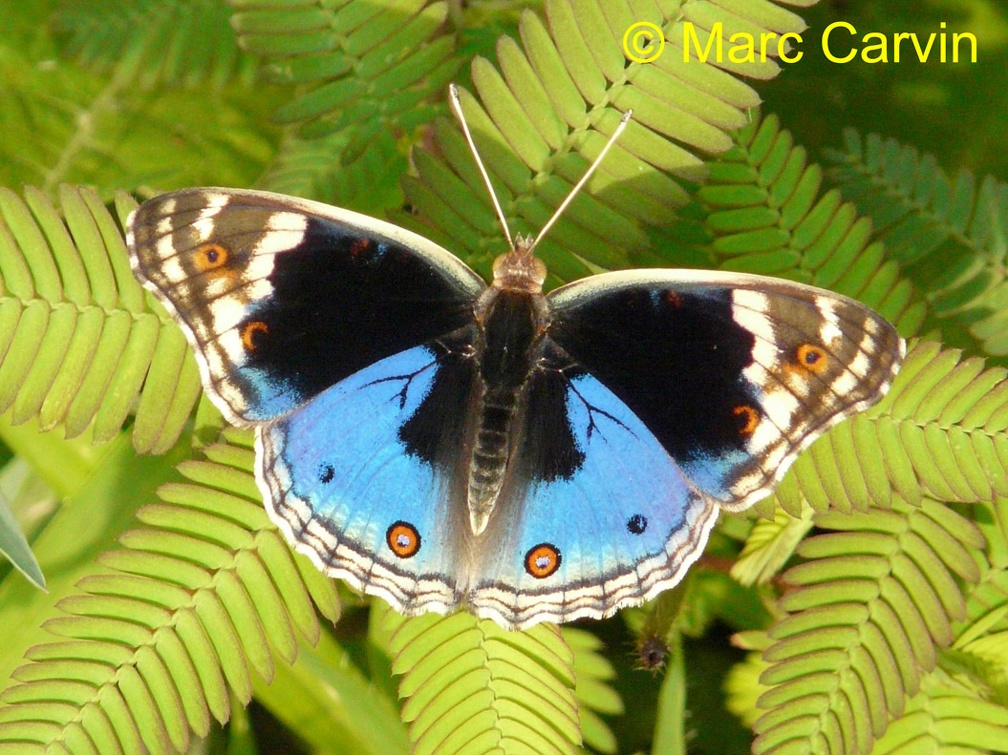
[127, 89, 903, 630]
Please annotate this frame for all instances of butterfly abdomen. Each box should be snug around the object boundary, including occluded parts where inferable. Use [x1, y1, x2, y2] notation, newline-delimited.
[467, 386, 521, 532]
[466, 288, 548, 535]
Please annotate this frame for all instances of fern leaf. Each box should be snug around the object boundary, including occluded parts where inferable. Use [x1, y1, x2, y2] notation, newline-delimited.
[53, 0, 256, 87]
[731, 503, 814, 586]
[0, 430, 187, 700]
[385, 610, 580, 754]
[251, 625, 411, 755]
[231, 0, 460, 144]
[873, 674, 1008, 754]
[825, 131, 1008, 359]
[258, 128, 408, 216]
[0, 40, 280, 193]
[946, 496, 1008, 709]
[0, 431, 341, 753]
[0, 186, 204, 453]
[950, 630, 1008, 706]
[753, 498, 984, 755]
[699, 113, 927, 337]
[396, 0, 806, 282]
[768, 340, 1008, 516]
[562, 627, 622, 754]
[726, 646, 770, 729]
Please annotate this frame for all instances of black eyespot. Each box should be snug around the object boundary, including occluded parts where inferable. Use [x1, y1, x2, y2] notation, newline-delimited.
[319, 464, 335, 484]
[627, 514, 648, 535]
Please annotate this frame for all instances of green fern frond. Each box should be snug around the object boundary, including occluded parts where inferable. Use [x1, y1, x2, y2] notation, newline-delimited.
[53, 0, 256, 88]
[699, 113, 927, 337]
[825, 131, 1008, 359]
[950, 631, 1008, 705]
[872, 674, 1008, 754]
[0, 46, 280, 193]
[968, 497, 1008, 607]
[5, 2, 1005, 753]
[879, 341, 1008, 504]
[563, 626, 622, 754]
[0, 186, 201, 453]
[396, 0, 805, 281]
[730, 503, 814, 586]
[752, 498, 984, 755]
[0, 430, 340, 753]
[230, 0, 460, 145]
[768, 340, 1008, 517]
[725, 645, 769, 729]
[948, 496, 1008, 707]
[258, 127, 409, 216]
[384, 610, 580, 754]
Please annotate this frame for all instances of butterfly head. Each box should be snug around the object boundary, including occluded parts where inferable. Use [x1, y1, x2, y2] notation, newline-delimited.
[448, 82, 631, 297]
[492, 234, 547, 293]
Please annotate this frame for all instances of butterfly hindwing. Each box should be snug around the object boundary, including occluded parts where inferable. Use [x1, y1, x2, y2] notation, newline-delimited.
[468, 365, 719, 627]
[257, 339, 480, 616]
[547, 270, 904, 511]
[127, 188, 485, 425]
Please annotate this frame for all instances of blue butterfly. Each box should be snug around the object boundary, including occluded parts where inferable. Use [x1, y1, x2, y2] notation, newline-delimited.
[127, 93, 903, 630]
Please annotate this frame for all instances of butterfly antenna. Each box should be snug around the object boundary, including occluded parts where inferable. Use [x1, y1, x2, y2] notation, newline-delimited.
[449, 84, 514, 250]
[527, 108, 632, 256]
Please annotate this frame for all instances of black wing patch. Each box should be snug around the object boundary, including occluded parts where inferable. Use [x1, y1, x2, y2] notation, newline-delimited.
[128, 189, 485, 423]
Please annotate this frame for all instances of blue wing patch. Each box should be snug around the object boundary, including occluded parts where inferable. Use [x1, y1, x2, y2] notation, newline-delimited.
[256, 344, 464, 616]
[257, 340, 720, 629]
[127, 189, 484, 426]
[130, 187, 903, 631]
[547, 271, 904, 512]
[469, 371, 719, 628]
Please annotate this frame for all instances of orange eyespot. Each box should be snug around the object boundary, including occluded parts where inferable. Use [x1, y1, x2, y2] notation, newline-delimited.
[524, 543, 561, 579]
[387, 521, 421, 559]
[240, 320, 269, 352]
[349, 238, 371, 257]
[663, 290, 682, 308]
[733, 404, 760, 436]
[795, 343, 828, 374]
[194, 243, 229, 271]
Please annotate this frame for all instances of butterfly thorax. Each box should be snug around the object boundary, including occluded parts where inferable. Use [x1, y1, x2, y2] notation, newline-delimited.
[467, 245, 550, 536]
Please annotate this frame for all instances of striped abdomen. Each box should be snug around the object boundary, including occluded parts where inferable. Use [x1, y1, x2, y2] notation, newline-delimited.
[466, 385, 522, 533]
[466, 286, 546, 535]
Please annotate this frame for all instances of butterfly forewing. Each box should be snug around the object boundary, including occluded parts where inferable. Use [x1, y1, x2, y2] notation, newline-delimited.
[546, 269, 904, 512]
[127, 188, 485, 426]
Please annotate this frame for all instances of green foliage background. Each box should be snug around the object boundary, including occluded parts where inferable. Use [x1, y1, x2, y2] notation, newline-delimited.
[1, 1, 1007, 753]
